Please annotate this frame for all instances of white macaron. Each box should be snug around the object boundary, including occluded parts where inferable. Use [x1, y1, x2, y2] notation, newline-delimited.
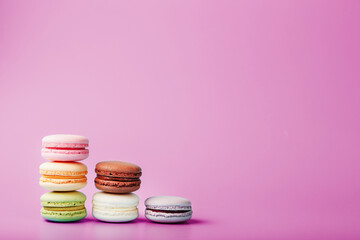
[92, 192, 139, 222]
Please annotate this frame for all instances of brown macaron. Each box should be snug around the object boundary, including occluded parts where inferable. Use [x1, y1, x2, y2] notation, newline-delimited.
[95, 161, 142, 193]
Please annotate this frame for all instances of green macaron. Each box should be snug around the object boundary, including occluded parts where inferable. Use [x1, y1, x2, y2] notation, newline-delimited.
[40, 191, 87, 222]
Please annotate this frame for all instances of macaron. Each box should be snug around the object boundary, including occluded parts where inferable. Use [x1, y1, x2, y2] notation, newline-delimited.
[95, 161, 142, 193]
[39, 161, 87, 191]
[92, 192, 139, 222]
[145, 196, 192, 223]
[40, 191, 87, 222]
[42, 134, 89, 161]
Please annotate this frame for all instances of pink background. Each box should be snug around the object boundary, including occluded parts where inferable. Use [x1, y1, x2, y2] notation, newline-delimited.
[1, 0, 360, 239]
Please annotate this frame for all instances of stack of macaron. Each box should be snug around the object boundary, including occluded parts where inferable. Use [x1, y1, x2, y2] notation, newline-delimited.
[92, 161, 142, 222]
[38, 135, 193, 224]
[39, 134, 89, 222]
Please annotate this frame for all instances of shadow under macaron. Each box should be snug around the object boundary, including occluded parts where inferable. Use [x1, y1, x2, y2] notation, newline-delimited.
[90, 216, 147, 224]
[43, 217, 91, 224]
[144, 218, 210, 225]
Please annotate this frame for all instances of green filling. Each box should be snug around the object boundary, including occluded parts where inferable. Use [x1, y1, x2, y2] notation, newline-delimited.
[41, 201, 84, 207]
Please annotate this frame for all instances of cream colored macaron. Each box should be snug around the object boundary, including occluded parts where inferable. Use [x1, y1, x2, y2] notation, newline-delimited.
[39, 162, 87, 191]
[92, 192, 139, 222]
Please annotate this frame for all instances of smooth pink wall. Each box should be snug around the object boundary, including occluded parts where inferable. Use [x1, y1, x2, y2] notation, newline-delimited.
[1, 0, 360, 239]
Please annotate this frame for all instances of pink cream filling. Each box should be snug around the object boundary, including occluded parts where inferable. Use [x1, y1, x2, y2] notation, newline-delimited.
[45, 147, 86, 150]
[42, 147, 89, 154]
[42, 143, 88, 148]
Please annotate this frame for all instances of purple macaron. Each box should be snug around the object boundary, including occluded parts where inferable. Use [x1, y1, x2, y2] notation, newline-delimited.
[145, 196, 192, 223]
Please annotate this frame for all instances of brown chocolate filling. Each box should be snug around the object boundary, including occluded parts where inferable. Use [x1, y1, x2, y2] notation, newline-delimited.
[95, 178, 140, 187]
[146, 209, 191, 213]
[95, 169, 142, 178]
[96, 175, 139, 182]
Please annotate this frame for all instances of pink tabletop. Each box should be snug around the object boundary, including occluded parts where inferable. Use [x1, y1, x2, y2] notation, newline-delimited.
[1, 1, 360, 239]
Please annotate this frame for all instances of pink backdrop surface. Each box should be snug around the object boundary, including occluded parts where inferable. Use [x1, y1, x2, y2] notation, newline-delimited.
[1, 0, 360, 239]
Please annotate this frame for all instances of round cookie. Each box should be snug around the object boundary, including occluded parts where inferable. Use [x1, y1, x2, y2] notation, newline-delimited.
[92, 192, 139, 222]
[145, 196, 192, 223]
[40, 161, 87, 191]
[95, 161, 142, 193]
[42, 134, 89, 161]
[40, 191, 87, 222]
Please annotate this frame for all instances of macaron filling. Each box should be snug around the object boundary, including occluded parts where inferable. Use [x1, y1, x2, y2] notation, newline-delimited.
[45, 147, 86, 150]
[40, 169, 88, 176]
[43, 206, 85, 211]
[42, 142, 88, 149]
[41, 201, 85, 207]
[42, 138, 88, 152]
[95, 169, 142, 178]
[42, 175, 86, 179]
[146, 208, 192, 213]
[95, 171, 141, 188]
[146, 204, 192, 211]
[40, 168, 87, 184]
[96, 176, 140, 182]
[40, 177, 86, 184]
[41, 148, 89, 155]
[95, 178, 140, 187]
[40, 174, 87, 183]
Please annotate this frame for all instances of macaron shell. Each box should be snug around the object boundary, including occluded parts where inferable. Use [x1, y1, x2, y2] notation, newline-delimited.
[92, 192, 139, 206]
[95, 181, 140, 193]
[40, 191, 86, 205]
[95, 161, 141, 174]
[41, 148, 89, 161]
[145, 196, 192, 209]
[39, 161, 87, 174]
[40, 181, 87, 191]
[145, 209, 192, 223]
[93, 208, 138, 222]
[42, 134, 89, 148]
[41, 208, 87, 222]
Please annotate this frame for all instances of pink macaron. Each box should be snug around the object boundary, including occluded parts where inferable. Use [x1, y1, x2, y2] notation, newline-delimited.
[41, 134, 89, 161]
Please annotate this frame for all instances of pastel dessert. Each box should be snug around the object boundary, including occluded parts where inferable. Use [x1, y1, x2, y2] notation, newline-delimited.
[92, 192, 139, 222]
[95, 161, 142, 193]
[145, 196, 192, 223]
[40, 161, 87, 191]
[40, 191, 87, 222]
[42, 134, 89, 161]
